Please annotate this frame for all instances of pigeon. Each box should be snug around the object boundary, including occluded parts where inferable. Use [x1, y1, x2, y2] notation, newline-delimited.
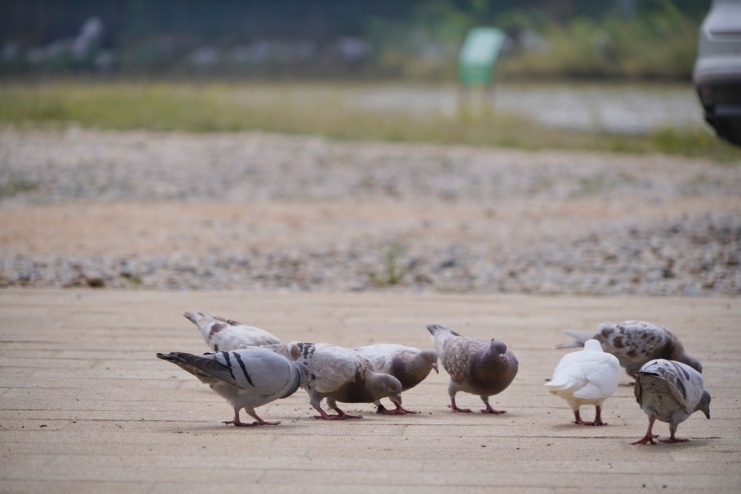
[427, 323, 518, 414]
[157, 347, 309, 427]
[556, 320, 702, 378]
[269, 342, 403, 420]
[631, 359, 711, 445]
[353, 344, 439, 414]
[183, 310, 282, 351]
[545, 339, 621, 426]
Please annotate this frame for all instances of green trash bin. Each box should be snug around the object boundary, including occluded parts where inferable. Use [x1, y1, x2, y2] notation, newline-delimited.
[458, 27, 506, 87]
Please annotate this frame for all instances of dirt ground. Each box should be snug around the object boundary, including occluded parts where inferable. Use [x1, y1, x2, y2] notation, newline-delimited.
[1, 129, 740, 294]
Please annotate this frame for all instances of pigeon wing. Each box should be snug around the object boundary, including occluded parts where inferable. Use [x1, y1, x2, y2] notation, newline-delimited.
[157, 352, 239, 387]
[651, 360, 705, 414]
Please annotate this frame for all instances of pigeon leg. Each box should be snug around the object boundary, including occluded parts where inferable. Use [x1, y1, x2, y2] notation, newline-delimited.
[660, 424, 689, 443]
[582, 405, 607, 426]
[312, 405, 344, 420]
[328, 400, 363, 419]
[631, 414, 659, 445]
[245, 409, 281, 426]
[480, 396, 507, 415]
[313, 401, 362, 420]
[377, 402, 419, 415]
[223, 408, 258, 427]
[572, 409, 584, 425]
[448, 395, 472, 413]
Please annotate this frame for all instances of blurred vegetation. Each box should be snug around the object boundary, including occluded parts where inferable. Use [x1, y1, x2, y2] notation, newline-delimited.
[367, 0, 703, 80]
[0, 0, 708, 81]
[2, 80, 739, 162]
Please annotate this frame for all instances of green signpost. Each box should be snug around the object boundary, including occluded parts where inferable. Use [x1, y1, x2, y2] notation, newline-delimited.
[458, 27, 507, 87]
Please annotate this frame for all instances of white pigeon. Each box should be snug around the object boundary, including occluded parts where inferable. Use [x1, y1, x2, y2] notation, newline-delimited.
[545, 339, 621, 425]
[353, 344, 439, 414]
[183, 310, 282, 351]
[269, 342, 403, 420]
[556, 320, 702, 378]
[632, 359, 711, 445]
[157, 347, 309, 427]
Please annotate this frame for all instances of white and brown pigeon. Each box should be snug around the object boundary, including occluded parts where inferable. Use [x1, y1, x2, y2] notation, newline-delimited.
[157, 347, 309, 427]
[427, 323, 518, 414]
[556, 320, 702, 378]
[269, 342, 403, 420]
[183, 310, 282, 351]
[353, 344, 439, 414]
[546, 339, 621, 425]
[631, 359, 711, 445]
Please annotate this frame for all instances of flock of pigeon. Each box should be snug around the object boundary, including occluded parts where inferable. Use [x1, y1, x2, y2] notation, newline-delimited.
[157, 311, 711, 445]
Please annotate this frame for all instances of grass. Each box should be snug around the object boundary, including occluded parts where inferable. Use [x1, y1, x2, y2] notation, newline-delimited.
[1, 79, 740, 161]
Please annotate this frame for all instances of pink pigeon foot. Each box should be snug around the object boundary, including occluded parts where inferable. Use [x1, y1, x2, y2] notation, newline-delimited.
[448, 398, 472, 413]
[223, 409, 259, 427]
[313, 406, 363, 420]
[582, 405, 607, 426]
[631, 415, 659, 445]
[377, 403, 419, 415]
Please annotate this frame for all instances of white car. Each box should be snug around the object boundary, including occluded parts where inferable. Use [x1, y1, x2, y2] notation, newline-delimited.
[693, 0, 741, 146]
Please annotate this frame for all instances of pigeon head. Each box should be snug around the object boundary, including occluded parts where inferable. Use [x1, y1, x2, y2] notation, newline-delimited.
[420, 349, 440, 374]
[489, 339, 508, 355]
[583, 339, 603, 352]
[293, 360, 311, 390]
[374, 373, 403, 405]
[698, 391, 711, 419]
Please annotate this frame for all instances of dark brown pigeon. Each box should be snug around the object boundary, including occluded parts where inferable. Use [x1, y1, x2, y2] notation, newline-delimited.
[427, 324, 518, 414]
[353, 344, 439, 414]
[556, 320, 702, 378]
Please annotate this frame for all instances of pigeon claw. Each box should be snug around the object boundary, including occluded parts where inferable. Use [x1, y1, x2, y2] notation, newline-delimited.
[660, 436, 689, 443]
[631, 434, 660, 445]
[223, 419, 258, 427]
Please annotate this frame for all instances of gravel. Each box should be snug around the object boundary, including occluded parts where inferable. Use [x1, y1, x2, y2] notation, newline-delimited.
[1, 127, 739, 295]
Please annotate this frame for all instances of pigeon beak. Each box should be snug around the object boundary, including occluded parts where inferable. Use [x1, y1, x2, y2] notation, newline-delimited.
[390, 393, 402, 407]
[704, 410, 710, 420]
[432, 362, 439, 374]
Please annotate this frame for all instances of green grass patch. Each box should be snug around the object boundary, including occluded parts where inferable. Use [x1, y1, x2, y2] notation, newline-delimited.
[1, 80, 739, 161]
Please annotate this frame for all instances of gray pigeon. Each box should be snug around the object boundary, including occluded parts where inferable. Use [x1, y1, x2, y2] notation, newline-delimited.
[427, 323, 518, 414]
[269, 342, 403, 420]
[353, 344, 439, 414]
[631, 359, 711, 445]
[183, 310, 282, 351]
[556, 320, 702, 378]
[546, 339, 621, 426]
[157, 347, 308, 427]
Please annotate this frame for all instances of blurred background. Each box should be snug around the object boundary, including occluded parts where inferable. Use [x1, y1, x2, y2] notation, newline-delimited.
[1, 0, 734, 156]
[2, 0, 740, 296]
[0, 0, 709, 80]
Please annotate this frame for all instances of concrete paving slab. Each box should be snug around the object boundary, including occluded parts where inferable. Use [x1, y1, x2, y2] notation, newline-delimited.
[0, 289, 739, 493]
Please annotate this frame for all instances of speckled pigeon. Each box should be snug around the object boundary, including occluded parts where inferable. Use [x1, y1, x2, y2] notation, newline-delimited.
[269, 341, 403, 420]
[556, 320, 702, 378]
[184, 309, 282, 351]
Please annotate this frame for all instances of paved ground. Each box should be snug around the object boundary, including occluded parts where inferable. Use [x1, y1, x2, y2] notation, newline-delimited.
[0, 289, 738, 493]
